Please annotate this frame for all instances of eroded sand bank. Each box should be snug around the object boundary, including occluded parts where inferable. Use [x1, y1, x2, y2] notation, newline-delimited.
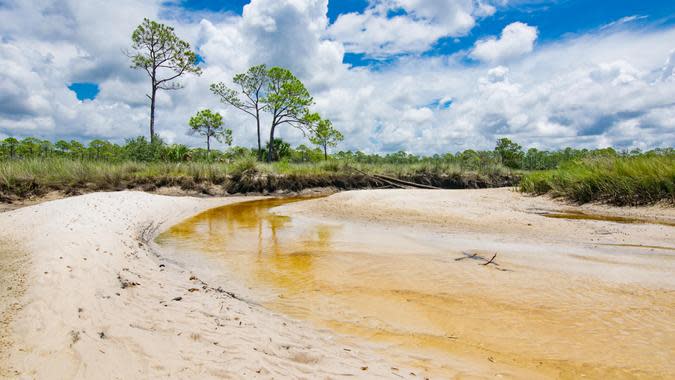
[1, 189, 674, 379]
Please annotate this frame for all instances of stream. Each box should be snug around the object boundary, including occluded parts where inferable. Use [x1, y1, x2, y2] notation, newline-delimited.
[157, 197, 675, 379]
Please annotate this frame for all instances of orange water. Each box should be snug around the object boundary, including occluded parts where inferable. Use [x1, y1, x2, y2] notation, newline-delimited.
[157, 198, 675, 379]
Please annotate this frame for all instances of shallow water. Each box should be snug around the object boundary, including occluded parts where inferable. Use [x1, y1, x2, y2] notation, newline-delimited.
[542, 210, 675, 227]
[157, 197, 675, 379]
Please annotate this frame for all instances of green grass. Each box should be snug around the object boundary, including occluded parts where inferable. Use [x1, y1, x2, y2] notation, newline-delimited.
[5, 156, 670, 206]
[0, 157, 513, 199]
[519, 155, 675, 205]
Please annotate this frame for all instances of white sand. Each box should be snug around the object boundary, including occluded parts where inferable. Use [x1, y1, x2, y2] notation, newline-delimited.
[0, 191, 414, 379]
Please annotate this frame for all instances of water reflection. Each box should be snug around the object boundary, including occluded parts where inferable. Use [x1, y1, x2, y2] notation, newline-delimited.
[158, 197, 675, 379]
[159, 198, 339, 311]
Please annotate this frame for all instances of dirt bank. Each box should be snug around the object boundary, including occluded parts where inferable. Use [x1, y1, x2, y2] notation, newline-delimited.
[0, 171, 519, 205]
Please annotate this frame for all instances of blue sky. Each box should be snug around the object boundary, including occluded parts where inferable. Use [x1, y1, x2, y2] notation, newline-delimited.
[68, 83, 100, 101]
[430, 1, 675, 54]
[167, 0, 675, 67]
[2, 0, 675, 152]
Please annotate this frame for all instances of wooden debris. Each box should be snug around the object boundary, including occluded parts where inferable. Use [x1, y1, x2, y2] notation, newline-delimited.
[455, 251, 510, 271]
[346, 166, 440, 190]
[482, 253, 498, 266]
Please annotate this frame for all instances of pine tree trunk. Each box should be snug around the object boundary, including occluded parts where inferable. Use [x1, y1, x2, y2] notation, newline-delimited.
[256, 108, 262, 161]
[149, 86, 157, 142]
[267, 125, 275, 163]
[324, 145, 327, 161]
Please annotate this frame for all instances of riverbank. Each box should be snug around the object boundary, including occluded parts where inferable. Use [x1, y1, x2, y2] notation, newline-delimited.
[0, 158, 517, 204]
[0, 191, 416, 378]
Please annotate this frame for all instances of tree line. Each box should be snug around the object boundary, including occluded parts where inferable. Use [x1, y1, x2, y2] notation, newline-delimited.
[127, 18, 343, 162]
[2, 135, 671, 172]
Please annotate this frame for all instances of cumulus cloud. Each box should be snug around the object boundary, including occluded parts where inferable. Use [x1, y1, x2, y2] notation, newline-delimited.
[328, 0, 498, 57]
[469, 22, 538, 63]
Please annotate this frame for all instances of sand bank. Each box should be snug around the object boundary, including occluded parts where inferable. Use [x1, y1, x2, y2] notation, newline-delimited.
[0, 191, 414, 379]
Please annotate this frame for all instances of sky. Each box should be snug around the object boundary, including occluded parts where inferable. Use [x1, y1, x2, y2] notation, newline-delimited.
[1, 0, 674, 154]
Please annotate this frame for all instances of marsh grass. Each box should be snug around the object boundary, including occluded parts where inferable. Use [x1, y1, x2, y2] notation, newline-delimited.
[519, 155, 675, 205]
[0, 157, 514, 199]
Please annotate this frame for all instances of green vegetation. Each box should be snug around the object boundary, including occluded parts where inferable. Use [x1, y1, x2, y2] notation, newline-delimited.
[210, 64, 269, 160]
[309, 119, 344, 160]
[188, 109, 231, 152]
[1, 136, 672, 205]
[520, 153, 675, 206]
[0, 135, 519, 200]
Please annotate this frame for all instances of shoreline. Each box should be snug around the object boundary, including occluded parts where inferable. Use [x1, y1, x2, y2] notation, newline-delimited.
[1, 189, 673, 378]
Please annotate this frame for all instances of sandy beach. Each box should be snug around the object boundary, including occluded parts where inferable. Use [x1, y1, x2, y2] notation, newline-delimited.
[1, 189, 674, 379]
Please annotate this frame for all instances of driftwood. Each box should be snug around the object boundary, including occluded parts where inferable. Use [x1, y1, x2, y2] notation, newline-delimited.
[456, 251, 509, 271]
[454, 252, 480, 261]
[347, 166, 406, 189]
[346, 166, 440, 190]
[371, 173, 440, 190]
[482, 253, 498, 266]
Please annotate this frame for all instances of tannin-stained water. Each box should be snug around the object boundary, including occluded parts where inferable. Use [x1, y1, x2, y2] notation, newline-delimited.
[157, 197, 675, 379]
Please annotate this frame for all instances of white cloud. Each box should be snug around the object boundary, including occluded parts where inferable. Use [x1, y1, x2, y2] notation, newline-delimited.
[600, 15, 648, 30]
[327, 0, 498, 57]
[402, 107, 434, 123]
[469, 22, 538, 63]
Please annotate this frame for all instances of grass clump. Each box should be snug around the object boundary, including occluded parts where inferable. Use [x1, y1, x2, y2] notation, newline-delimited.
[520, 155, 675, 205]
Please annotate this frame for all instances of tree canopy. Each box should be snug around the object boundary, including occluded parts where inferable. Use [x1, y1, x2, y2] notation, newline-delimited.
[188, 109, 232, 152]
[210, 64, 268, 161]
[495, 138, 525, 169]
[262, 67, 315, 162]
[309, 118, 343, 160]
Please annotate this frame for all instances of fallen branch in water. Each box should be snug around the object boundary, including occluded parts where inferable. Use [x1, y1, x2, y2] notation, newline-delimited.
[455, 252, 480, 261]
[482, 253, 498, 266]
[456, 251, 510, 271]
